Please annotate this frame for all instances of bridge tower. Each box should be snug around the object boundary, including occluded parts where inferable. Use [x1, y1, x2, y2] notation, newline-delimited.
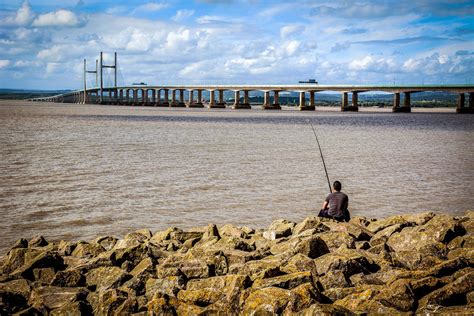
[83, 58, 98, 104]
[99, 52, 118, 104]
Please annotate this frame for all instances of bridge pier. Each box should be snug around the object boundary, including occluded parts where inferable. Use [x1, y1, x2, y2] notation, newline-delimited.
[187, 89, 204, 108]
[170, 89, 177, 106]
[161, 89, 168, 106]
[178, 89, 186, 107]
[233, 90, 251, 109]
[262, 90, 280, 109]
[456, 93, 473, 113]
[300, 91, 315, 110]
[216, 90, 226, 108]
[341, 92, 359, 111]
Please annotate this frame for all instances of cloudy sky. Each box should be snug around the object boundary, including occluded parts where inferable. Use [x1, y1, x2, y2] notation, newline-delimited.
[0, 0, 473, 90]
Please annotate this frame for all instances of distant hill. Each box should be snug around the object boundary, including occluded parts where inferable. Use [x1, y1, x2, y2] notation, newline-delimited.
[0, 89, 72, 100]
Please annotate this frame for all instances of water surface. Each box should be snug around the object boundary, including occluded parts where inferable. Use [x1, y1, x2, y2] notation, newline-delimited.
[0, 101, 473, 253]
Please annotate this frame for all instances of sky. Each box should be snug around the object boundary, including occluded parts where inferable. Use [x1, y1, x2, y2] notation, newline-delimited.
[0, 0, 473, 90]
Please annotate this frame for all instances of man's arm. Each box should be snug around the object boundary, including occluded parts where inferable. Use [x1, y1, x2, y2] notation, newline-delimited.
[322, 200, 329, 210]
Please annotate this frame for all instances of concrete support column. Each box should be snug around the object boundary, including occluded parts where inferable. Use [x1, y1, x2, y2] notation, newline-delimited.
[393, 93, 400, 108]
[208, 90, 216, 108]
[404, 92, 411, 107]
[241, 90, 251, 108]
[151, 89, 156, 105]
[144, 89, 149, 105]
[300, 91, 316, 110]
[262, 90, 280, 110]
[217, 90, 226, 107]
[341, 92, 359, 112]
[233, 90, 250, 109]
[341, 92, 348, 108]
[196, 90, 203, 106]
[187, 90, 194, 107]
[178, 89, 185, 107]
[133, 89, 138, 105]
[352, 92, 358, 108]
[170, 89, 176, 106]
[156, 89, 162, 106]
[162, 89, 169, 106]
[126, 89, 130, 104]
[457, 93, 474, 113]
[119, 89, 123, 104]
[273, 91, 281, 109]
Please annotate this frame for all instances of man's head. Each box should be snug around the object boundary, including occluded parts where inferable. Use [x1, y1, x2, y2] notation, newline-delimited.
[333, 181, 342, 192]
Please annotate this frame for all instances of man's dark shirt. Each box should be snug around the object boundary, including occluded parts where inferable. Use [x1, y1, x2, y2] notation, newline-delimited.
[325, 191, 349, 218]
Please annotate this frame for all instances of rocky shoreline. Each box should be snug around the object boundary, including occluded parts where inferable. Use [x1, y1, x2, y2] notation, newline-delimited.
[1, 211, 473, 315]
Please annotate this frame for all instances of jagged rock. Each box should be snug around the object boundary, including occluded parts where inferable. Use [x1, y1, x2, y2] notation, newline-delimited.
[287, 283, 324, 311]
[29, 236, 48, 248]
[333, 288, 403, 314]
[11, 306, 42, 315]
[370, 223, 405, 247]
[11, 238, 28, 250]
[93, 289, 128, 315]
[280, 253, 318, 278]
[71, 242, 105, 258]
[323, 221, 373, 241]
[50, 269, 85, 287]
[113, 244, 149, 266]
[169, 229, 203, 242]
[315, 231, 356, 250]
[263, 219, 295, 240]
[219, 224, 248, 239]
[145, 276, 185, 298]
[270, 233, 329, 259]
[374, 279, 416, 312]
[1, 248, 29, 274]
[241, 286, 296, 314]
[28, 286, 89, 311]
[252, 271, 313, 290]
[130, 257, 154, 278]
[149, 227, 177, 245]
[367, 212, 435, 234]
[417, 271, 474, 313]
[387, 214, 465, 254]
[0, 279, 31, 314]
[57, 240, 76, 256]
[390, 242, 446, 270]
[10, 251, 64, 280]
[299, 303, 355, 315]
[178, 274, 250, 308]
[293, 216, 329, 235]
[85, 266, 130, 291]
[319, 270, 351, 290]
[228, 256, 283, 280]
[314, 248, 379, 277]
[448, 247, 474, 263]
[355, 241, 371, 250]
[157, 255, 211, 279]
[49, 301, 93, 315]
[94, 236, 118, 251]
[32, 268, 55, 285]
[323, 287, 360, 302]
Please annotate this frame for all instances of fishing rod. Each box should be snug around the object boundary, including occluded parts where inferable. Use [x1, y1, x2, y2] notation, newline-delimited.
[308, 120, 332, 193]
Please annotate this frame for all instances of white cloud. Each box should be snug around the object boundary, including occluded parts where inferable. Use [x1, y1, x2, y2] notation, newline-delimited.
[283, 40, 300, 56]
[33, 10, 83, 27]
[0, 60, 11, 69]
[349, 56, 397, 72]
[172, 9, 195, 22]
[133, 2, 169, 13]
[2, 1, 35, 26]
[280, 25, 305, 39]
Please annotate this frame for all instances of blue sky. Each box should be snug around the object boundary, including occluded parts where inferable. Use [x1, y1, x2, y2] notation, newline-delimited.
[0, 0, 473, 89]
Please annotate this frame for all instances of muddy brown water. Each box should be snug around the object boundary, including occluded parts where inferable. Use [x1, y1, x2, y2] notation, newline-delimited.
[0, 101, 473, 253]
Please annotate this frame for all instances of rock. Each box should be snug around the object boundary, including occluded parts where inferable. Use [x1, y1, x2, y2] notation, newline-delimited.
[11, 238, 28, 250]
[29, 236, 48, 248]
[252, 271, 313, 290]
[57, 240, 76, 256]
[202, 224, 220, 240]
[390, 242, 446, 270]
[263, 219, 295, 240]
[300, 303, 355, 315]
[314, 248, 379, 277]
[333, 288, 402, 314]
[11, 306, 42, 315]
[157, 255, 211, 279]
[71, 242, 105, 258]
[0, 279, 31, 314]
[145, 276, 185, 298]
[85, 266, 130, 291]
[94, 236, 118, 251]
[130, 257, 154, 278]
[219, 224, 248, 239]
[417, 271, 474, 313]
[1, 248, 29, 274]
[323, 287, 360, 302]
[32, 268, 55, 285]
[280, 253, 318, 278]
[355, 241, 371, 250]
[10, 251, 64, 280]
[374, 279, 416, 312]
[228, 257, 283, 280]
[319, 270, 351, 290]
[178, 274, 250, 308]
[367, 215, 409, 234]
[293, 216, 329, 235]
[28, 286, 89, 311]
[370, 223, 405, 247]
[323, 221, 373, 241]
[93, 289, 128, 315]
[287, 283, 324, 312]
[50, 269, 85, 287]
[315, 231, 356, 250]
[241, 286, 296, 314]
[50, 301, 93, 315]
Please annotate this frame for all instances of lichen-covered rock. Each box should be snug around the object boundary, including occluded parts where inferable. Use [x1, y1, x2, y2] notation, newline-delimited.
[315, 231, 356, 250]
[374, 279, 416, 312]
[130, 257, 154, 278]
[94, 236, 118, 251]
[370, 223, 405, 247]
[0, 279, 31, 314]
[85, 266, 130, 291]
[29, 236, 48, 248]
[219, 224, 249, 239]
[50, 269, 85, 287]
[145, 276, 185, 298]
[299, 303, 355, 315]
[292, 216, 329, 235]
[157, 255, 211, 279]
[252, 271, 313, 290]
[10, 251, 64, 280]
[333, 288, 403, 314]
[178, 274, 250, 308]
[241, 286, 296, 314]
[280, 253, 318, 277]
[49, 301, 93, 315]
[319, 270, 351, 290]
[263, 219, 295, 240]
[57, 240, 76, 256]
[32, 268, 55, 285]
[314, 248, 379, 277]
[228, 256, 283, 280]
[71, 242, 105, 258]
[28, 286, 89, 311]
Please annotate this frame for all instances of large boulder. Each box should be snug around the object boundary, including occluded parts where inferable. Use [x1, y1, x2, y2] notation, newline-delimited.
[10, 251, 64, 280]
[293, 217, 330, 235]
[177, 274, 250, 308]
[145, 276, 185, 298]
[0, 279, 31, 314]
[315, 231, 356, 250]
[241, 286, 296, 314]
[85, 266, 130, 291]
[28, 286, 89, 312]
[228, 256, 283, 280]
[314, 248, 379, 278]
[71, 242, 105, 258]
[252, 271, 313, 290]
[263, 219, 295, 240]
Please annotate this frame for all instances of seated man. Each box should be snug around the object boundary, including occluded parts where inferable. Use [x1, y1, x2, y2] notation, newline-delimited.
[318, 180, 350, 222]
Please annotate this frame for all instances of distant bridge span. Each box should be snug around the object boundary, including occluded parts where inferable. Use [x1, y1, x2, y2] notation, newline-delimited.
[31, 84, 474, 113]
[30, 52, 474, 113]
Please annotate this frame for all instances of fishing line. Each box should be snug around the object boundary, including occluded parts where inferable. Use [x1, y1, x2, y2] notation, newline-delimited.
[308, 120, 332, 194]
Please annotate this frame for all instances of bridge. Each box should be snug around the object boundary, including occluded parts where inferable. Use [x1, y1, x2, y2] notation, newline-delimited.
[31, 52, 474, 113]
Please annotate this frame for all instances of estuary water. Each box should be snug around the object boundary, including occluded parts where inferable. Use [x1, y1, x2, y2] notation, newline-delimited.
[0, 101, 473, 252]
